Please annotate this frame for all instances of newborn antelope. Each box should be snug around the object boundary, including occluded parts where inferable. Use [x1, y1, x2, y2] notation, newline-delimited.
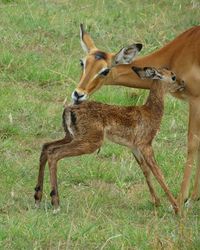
[34, 67, 184, 214]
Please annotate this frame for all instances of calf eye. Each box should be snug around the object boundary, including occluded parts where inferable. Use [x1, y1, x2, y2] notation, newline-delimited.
[99, 68, 110, 77]
[172, 76, 176, 81]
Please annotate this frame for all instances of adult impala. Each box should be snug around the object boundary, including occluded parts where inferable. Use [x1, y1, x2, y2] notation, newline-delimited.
[72, 24, 200, 210]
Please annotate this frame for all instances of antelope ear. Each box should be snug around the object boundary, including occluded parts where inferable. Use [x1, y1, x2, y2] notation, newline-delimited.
[80, 24, 97, 53]
[113, 43, 142, 65]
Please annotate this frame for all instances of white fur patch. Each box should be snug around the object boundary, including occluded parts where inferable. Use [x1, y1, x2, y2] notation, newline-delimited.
[82, 58, 86, 74]
[80, 39, 89, 53]
[66, 113, 74, 137]
[80, 25, 88, 53]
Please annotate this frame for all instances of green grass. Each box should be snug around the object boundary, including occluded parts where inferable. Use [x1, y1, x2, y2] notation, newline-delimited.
[0, 0, 200, 249]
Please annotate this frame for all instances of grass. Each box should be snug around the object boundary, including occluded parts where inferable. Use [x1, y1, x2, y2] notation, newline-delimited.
[0, 0, 200, 249]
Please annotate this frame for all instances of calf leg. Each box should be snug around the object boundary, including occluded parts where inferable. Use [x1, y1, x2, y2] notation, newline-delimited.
[47, 138, 103, 212]
[34, 134, 72, 207]
[141, 145, 178, 214]
[132, 148, 160, 206]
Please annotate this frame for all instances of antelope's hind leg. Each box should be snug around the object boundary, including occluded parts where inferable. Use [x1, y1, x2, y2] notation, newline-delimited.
[178, 99, 200, 209]
[34, 135, 72, 208]
[191, 145, 200, 201]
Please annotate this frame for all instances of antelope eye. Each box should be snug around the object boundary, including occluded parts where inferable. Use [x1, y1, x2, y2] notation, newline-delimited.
[80, 59, 84, 68]
[99, 68, 110, 77]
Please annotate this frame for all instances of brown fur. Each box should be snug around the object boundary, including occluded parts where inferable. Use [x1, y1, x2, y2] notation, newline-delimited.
[34, 68, 184, 214]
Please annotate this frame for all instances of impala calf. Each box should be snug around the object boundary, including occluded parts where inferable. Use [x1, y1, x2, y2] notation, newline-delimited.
[72, 25, 200, 210]
[34, 65, 185, 214]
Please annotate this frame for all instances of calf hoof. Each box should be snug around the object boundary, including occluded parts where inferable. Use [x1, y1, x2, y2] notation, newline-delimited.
[177, 195, 189, 209]
[168, 201, 179, 215]
[168, 205, 179, 215]
[184, 198, 192, 208]
[152, 197, 161, 207]
[34, 186, 42, 205]
[35, 200, 40, 209]
[50, 190, 59, 208]
[191, 193, 200, 201]
[174, 205, 179, 215]
[53, 207, 60, 214]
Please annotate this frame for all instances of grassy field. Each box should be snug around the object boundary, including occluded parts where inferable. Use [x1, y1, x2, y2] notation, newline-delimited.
[0, 0, 200, 249]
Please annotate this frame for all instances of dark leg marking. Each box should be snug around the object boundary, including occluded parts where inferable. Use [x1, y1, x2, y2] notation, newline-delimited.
[50, 189, 56, 197]
[35, 186, 41, 192]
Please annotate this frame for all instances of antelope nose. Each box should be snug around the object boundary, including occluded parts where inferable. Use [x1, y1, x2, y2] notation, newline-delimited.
[71, 90, 87, 103]
[74, 90, 81, 98]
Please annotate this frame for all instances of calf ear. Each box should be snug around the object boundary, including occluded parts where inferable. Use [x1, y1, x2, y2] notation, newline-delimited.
[143, 67, 162, 79]
[132, 66, 147, 79]
[132, 66, 161, 80]
[143, 67, 157, 79]
[113, 43, 142, 65]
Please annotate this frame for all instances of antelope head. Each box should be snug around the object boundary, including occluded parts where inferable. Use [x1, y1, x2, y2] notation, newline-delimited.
[71, 24, 143, 103]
